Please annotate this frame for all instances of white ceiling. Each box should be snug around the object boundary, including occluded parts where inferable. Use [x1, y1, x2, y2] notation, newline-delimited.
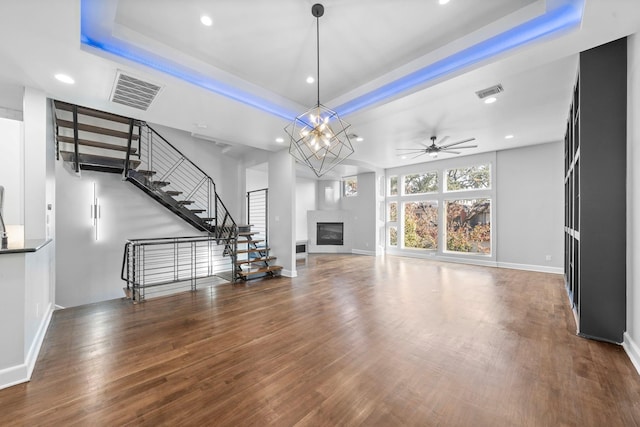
[1, 0, 639, 178]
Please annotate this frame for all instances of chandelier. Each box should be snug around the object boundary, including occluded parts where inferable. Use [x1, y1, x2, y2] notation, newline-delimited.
[285, 3, 354, 177]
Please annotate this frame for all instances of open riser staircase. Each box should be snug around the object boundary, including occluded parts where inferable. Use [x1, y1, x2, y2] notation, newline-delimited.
[54, 100, 282, 299]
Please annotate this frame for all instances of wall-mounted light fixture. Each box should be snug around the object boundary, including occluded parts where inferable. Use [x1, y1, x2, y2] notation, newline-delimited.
[90, 182, 100, 240]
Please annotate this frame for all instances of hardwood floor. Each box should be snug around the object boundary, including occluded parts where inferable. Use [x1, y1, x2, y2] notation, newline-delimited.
[2, 254, 639, 426]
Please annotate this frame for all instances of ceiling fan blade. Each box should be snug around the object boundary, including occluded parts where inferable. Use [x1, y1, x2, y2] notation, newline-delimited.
[437, 136, 450, 146]
[448, 145, 477, 149]
[410, 152, 427, 159]
[396, 151, 425, 157]
[441, 138, 476, 149]
[439, 150, 461, 155]
[396, 148, 426, 150]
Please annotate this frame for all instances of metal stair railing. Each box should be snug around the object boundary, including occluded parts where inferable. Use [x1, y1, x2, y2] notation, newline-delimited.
[121, 236, 233, 302]
[124, 122, 236, 241]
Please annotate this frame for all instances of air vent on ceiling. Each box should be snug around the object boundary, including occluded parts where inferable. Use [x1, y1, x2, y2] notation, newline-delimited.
[475, 84, 504, 99]
[110, 71, 162, 111]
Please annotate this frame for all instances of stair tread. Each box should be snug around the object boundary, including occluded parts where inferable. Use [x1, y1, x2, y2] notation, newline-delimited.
[60, 150, 141, 169]
[190, 209, 206, 213]
[177, 200, 195, 205]
[235, 256, 276, 265]
[236, 247, 269, 254]
[165, 190, 182, 196]
[151, 181, 170, 187]
[238, 239, 265, 244]
[56, 135, 137, 153]
[56, 118, 139, 140]
[54, 100, 132, 124]
[237, 265, 283, 276]
[238, 231, 258, 236]
[138, 169, 156, 175]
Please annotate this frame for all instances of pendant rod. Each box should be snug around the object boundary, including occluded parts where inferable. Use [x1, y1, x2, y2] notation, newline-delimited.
[316, 13, 320, 106]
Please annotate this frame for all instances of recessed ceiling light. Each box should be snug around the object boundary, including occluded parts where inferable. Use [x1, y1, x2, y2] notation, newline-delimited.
[306, 76, 315, 84]
[55, 73, 75, 84]
[439, 0, 450, 4]
[275, 137, 284, 143]
[484, 97, 497, 104]
[200, 15, 213, 26]
[355, 136, 364, 142]
[401, 156, 407, 160]
[505, 134, 514, 139]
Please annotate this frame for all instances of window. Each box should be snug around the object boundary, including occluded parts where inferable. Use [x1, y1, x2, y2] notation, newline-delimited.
[386, 156, 493, 255]
[445, 164, 491, 192]
[388, 202, 397, 222]
[445, 199, 491, 254]
[389, 226, 398, 247]
[404, 201, 438, 250]
[404, 172, 438, 195]
[343, 176, 357, 197]
[389, 176, 398, 196]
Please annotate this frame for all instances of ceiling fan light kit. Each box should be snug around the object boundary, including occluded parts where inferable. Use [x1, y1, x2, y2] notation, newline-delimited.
[285, 3, 354, 177]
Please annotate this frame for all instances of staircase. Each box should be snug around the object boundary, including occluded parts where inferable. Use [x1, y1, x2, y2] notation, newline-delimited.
[53, 100, 280, 285]
[234, 224, 282, 280]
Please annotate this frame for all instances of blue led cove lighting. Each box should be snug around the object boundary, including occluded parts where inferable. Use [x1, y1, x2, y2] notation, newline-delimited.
[80, 0, 584, 121]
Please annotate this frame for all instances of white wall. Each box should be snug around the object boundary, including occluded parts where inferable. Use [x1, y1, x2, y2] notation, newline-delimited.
[55, 121, 244, 307]
[55, 167, 203, 307]
[317, 180, 341, 210]
[624, 32, 640, 373]
[267, 149, 296, 277]
[149, 125, 243, 220]
[0, 117, 24, 236]
[384, 148, 563, 272]
[246, 166, 268, 192]
[342, 173, 377, 255]
[496, 142, 564, 273]
[295, 177, 316, 241]
[0, 89, 55, 390]
[23, 88, 48, 240]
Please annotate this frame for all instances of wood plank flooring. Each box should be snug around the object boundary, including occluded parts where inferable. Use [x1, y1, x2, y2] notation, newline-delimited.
[1, 254, 640, 426]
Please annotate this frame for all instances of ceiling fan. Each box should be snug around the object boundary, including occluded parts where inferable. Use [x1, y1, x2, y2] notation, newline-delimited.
[397, 136, 477, 159]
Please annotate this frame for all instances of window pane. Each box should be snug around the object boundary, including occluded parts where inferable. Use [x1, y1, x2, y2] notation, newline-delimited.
[446, 164, 491, 191]
[404, 201, 438, 249]
[389, 226, 398, 247]
[344, 176, 357, 197]
[388, 202, 397, 222]
[389, 176, 398, 196]
[445, 199, 491, 254]
[404, 172, 438, 195]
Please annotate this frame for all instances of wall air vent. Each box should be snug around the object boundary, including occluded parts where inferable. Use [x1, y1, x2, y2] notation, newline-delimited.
[110, 71, 162, 111]
[475, 84, 504, 99]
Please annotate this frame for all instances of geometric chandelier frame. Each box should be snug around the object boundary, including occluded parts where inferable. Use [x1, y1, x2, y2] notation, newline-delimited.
[285, 3, 354, 177]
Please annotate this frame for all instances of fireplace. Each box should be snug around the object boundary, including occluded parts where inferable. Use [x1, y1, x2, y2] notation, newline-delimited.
[317, 222, 344, 245]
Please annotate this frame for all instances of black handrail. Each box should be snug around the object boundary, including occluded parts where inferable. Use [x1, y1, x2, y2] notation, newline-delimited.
[146, 124, 212, 180]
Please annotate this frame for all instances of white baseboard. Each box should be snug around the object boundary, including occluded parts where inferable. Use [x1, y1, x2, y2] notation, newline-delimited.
[623, 332, 640, 376]
[0, 303, 54, 390]
[281, 269, 297, 278]
[352, 249, 376, 256]
[497, 262, 563, 275]
[0, 363, 29, 391]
